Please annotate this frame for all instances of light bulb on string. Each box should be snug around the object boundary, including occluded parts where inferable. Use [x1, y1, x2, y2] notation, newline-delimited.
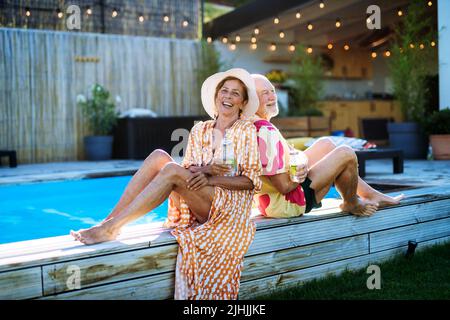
[288, 43, 295, 52]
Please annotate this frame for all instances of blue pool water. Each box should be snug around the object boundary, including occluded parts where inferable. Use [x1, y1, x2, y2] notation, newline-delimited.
[0, 176, 341, 244]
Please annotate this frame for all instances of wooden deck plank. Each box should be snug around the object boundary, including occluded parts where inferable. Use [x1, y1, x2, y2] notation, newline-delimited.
[42, 244, 177, 296]
[370, 217, 450, 252]
[241, 234, 368, 282]
[0, 267, 42, 300]
[247, 199, 450, 256]
[39, 272, 174, 300]
[0, 224, 174, 273]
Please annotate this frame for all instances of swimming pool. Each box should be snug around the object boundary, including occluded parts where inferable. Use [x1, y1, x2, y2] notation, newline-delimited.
[0, 176, 341, 244]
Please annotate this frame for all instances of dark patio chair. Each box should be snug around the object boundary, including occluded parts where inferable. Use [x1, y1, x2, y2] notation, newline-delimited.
[0, 150, 17, 168]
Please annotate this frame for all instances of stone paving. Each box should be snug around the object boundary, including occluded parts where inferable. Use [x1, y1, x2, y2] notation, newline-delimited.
[0, 158, 449, 188]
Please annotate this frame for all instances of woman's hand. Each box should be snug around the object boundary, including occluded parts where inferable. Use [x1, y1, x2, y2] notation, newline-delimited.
[293, 164, 309, 184]
[187, 172, 209, 191]
[189, 164, 231, 176]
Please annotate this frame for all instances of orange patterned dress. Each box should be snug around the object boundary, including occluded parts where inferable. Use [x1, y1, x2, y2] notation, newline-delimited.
[163, 119, 262, 300]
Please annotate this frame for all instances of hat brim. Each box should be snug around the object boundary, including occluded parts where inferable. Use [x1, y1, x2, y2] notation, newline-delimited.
[201, 68, 259, 119]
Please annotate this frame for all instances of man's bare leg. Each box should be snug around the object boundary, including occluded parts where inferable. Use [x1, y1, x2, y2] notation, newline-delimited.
[304, 138, 404, 207]
[104, 149, 173, 221]
[71, 162, 214, 244]
[307, 146, 379, 216]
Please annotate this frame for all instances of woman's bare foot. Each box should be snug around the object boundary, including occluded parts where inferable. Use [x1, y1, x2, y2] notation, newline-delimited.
[340, 198, 379, 217]
[363, 193, 405, 208]
[70, 221, 120, 245]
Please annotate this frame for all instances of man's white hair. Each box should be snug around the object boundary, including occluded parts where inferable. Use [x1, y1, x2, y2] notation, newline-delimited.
[251, 74, 270, 82]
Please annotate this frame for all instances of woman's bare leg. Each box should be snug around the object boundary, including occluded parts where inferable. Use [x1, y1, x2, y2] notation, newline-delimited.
[304, 138, 404, 207]
[307, 146, 378, 216]
[71, 162, 215, 244]
[105, 149, 173, 220]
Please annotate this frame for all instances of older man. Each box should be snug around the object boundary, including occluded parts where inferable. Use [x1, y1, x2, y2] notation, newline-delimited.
[251, 74, 403, 218]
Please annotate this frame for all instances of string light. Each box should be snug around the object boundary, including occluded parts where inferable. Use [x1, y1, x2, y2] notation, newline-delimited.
[279, 30, 285, 39]
[251, 43, 257, 50]
[397, 9, 403, 16]
[222, 36, 228, 44]
[235, 34, 241, 42]
[206, 37, 212, 43]
[409, 43, 415, 49]
[384, 50, 391, 57]
[163, 14, 170, 22]
[307, 22, 313, 30]
[182, 19, 189, 27]
[86, 7, 92, 15]
[319, 1, 325, 9]
[139, 15, 145, 23]
[112, 8, 118, 18]
[288, 43, 295, 52]
[371, 51, 377, 58]
[251, 36, 257, 43]
[335, 19, 341, 28]
[269, 43, 277, 51]
[57, 9, 63, 19]
[296, 12, 301, 19]
[428, 1, 433, 7]
[431, 41, 436, 47]
[254, 27, 260, 35]
[25, 8, 31, 17]
[419, 43, 425, 49]
[344, 44, 350, 51]
[327, 43, 333, 50]
[229, 42, 236, 51]
[274, 17, 280, 24]
[307, 46, 313, 54]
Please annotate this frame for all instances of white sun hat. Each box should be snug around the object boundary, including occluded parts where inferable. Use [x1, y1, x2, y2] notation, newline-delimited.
[200, 68, 259, 119]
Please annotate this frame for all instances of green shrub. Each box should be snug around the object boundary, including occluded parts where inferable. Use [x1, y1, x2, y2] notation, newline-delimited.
[77, 84, 119, 136]
[425, 109, 450, 135]
[288, 44, 324, 117]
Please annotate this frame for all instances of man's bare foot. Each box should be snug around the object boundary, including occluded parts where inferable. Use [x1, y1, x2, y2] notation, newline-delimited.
[363, 193, 405, 208]
[340, 198, 379, 217]
[70, 222, 120, 245]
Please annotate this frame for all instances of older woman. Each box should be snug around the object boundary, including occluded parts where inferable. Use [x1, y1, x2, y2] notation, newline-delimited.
[71, 68, 261, 300]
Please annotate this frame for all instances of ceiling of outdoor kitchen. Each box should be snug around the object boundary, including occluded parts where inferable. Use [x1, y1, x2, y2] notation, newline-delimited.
[228, 0, 412, 48]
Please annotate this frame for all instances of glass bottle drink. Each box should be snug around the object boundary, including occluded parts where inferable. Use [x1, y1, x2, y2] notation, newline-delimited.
[222, 129, 237, 176]
[289, 149, 308, 182]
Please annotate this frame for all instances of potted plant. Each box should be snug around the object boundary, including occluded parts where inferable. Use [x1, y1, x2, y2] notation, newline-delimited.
[77, 84, 119, 160]
[272, 44, 330, 138]
[424, 109, 450, 160]
[387, 0, 437, 158]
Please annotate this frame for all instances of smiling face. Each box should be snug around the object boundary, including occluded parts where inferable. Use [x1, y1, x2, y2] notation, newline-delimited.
[253, 76, 279, 120]
[214, 77, 248, 119]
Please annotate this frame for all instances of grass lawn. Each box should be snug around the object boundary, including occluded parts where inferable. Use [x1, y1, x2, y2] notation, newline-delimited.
[253, 241, 450, 300]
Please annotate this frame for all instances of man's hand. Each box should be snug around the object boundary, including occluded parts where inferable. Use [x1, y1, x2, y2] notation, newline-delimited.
[293, 164, 308, 184]
[186, 171, 209, 191]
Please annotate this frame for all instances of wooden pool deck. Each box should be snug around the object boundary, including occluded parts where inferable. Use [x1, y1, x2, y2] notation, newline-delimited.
[0, 160, 449, 299]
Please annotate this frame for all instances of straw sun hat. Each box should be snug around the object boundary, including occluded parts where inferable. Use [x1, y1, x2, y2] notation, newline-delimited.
[201, 68, 259, 119]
